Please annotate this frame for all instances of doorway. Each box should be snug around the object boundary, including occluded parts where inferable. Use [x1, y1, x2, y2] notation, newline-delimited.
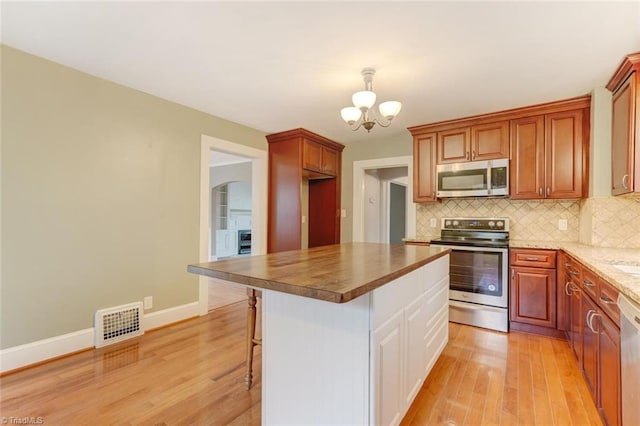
[353, 156, 416, 243]
[389, 182, 407, 244]
[198, 135, 267, 315]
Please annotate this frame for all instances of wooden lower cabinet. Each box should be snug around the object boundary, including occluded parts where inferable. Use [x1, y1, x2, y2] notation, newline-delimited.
[597, 312, 621, 426]
[581, 292, 599, 395]
[510, 266, 556, 328]
[561, 252, 621, 426]
[509, 248, 559, 335]
[515, 249, 621, 426]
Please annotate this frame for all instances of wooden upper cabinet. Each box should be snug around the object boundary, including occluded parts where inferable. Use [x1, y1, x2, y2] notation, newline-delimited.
[511, 109, 586, 200]
[413, 133, 437, 202]
[608, 54, 640, 196]
[302, 139, 339, 177]
[471, 121, 510, 161]
[607, 52, 640, 196]
[409, 96, 590, 201]
[437, 127, 471, 163]
[510, 115, 545, 199]
[436, 122, 509, 164]
[546, 109, 584, 199]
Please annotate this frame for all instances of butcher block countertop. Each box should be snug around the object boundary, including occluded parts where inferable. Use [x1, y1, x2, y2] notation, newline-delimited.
[188, 242, 450, 303]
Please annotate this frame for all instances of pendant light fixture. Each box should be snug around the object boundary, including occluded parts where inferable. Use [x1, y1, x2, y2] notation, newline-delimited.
[340, 68, 402, 132]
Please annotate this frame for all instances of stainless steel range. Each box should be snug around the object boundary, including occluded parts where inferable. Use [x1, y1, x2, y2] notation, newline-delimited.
[430, 218, 509, 332]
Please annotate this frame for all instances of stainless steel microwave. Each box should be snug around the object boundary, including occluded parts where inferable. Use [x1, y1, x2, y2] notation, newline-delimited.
[436, 159, 509, 198]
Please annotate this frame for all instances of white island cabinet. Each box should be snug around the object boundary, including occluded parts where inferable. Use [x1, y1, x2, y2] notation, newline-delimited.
[188, 243, 450, 426]
[262, 255, 449, 425]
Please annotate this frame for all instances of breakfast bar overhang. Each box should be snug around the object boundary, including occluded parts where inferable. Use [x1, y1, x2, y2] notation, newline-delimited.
[188, 242, 451, 425]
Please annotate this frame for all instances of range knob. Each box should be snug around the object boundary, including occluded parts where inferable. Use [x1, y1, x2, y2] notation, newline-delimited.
[445, 220, 451, 227]
[453, 220, 459, 226]
[488, 221, 495, 227]
[497, 221, 504, 228]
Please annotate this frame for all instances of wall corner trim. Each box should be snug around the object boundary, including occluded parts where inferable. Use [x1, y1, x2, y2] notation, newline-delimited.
[0, 301, 200, 374]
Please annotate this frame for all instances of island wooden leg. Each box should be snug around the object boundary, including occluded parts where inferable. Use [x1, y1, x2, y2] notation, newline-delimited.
[245, 289, 258, 389]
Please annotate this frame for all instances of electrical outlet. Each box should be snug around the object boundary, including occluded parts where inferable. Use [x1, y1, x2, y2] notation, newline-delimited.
[301, 215, 306, 224]
[558, 219, 568, 231]
[430, 218, 437, 228]
[340, 209, 347, 218]
[144, 296, 153, 310]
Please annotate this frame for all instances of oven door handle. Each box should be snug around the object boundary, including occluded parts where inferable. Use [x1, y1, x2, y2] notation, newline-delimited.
[449, 302, 490, 311]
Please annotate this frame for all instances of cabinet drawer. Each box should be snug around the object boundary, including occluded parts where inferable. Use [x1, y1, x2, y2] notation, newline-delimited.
[581, 267, 598, 299]
[599, 278, 620, 326]
[510, 249, 557, 268]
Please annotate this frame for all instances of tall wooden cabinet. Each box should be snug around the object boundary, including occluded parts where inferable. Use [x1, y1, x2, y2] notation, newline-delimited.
[607, 52, 640, 195]
[266, 128, 344, 253]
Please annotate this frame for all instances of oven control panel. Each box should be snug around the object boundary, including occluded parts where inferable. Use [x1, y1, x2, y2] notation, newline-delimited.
[441, 218, 509, 232]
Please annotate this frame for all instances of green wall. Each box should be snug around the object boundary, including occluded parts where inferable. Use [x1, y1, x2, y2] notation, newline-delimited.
[0, 45, 267, 348]
[340, 131, 413, 242]
[0, 44, 413, 349]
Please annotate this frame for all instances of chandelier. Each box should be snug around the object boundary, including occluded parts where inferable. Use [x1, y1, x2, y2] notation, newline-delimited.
[340, 67, 402, 132]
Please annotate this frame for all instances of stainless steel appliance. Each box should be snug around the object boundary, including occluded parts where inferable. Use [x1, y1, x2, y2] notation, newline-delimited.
[618, 293, 640, 426]
[238, 230, 251, 255]
[430, 218, 509, 332]
[436, 158, 509, 198]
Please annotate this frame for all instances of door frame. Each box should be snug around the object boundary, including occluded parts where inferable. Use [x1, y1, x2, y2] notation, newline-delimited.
[198, 135, 267, 315]
[352, 156, 416, 242]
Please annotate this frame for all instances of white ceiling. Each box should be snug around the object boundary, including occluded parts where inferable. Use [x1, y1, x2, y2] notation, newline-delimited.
[2, 1, 639, 145]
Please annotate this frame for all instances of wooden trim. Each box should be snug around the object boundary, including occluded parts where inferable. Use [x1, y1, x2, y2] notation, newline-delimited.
[266, 128, 345, 152]
[606, 52, 640, 92]
[407, 96, 591, 135]
[509, 321, 567, 339]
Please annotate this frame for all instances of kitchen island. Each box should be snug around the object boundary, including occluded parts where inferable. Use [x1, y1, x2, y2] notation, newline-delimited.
[188, 242, 450, 426]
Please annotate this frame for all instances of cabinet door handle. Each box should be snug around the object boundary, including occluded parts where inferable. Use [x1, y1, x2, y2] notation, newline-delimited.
[622, 174, 629, 190]
[600, 295, 616, 305]
[432, 191, 436, 199]
[546, 187, 550, 196]
[511, 269, 515, 279]
[538, 187, 542, 196]
[569, 270, 579, 276]
[587, 310, 600, 334]
[472, 150, 476, 160]
[583, 279, 595, 287]
[565, 281, 573, 296]
[466, 151, 470, 160]
[586, 310, 595, 333]
[525, 257, 540, 261]
[570, 284, 580, 294]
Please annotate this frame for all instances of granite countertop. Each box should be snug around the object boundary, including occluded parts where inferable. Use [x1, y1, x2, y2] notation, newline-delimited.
[188, 242, 450, 303]
[511, 240, 640, 306]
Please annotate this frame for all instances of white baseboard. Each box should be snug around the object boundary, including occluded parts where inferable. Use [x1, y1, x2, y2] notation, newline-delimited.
[0, 328, 94, 374]
[143, 301, 200, 331]
[0, 301, 201, 374]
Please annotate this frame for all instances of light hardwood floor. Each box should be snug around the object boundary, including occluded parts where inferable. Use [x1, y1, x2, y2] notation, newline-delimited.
[1, 303, 601, 425]
[207, 277, 247, 311]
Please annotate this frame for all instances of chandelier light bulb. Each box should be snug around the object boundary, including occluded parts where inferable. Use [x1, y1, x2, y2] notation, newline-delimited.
[379, 101, 402, 120]
[340, 107, 362, 125]
[352, 90, 377, 110]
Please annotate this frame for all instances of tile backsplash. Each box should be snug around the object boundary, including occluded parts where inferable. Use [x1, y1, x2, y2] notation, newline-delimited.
[416, 198, 580, 242]
[416, 196, 640, 249]
[580, 197, 640, 248]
